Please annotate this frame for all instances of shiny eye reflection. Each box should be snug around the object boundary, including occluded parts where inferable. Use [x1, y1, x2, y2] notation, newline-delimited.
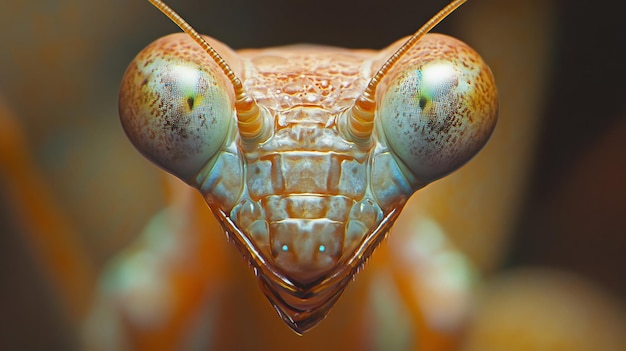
[171, 65, 201, 89]
[421, 62, 458, 100]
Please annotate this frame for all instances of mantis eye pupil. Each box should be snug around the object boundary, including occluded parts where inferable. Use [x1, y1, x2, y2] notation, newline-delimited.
[419, 95, 429, 110]
[187, 96, 195, 110]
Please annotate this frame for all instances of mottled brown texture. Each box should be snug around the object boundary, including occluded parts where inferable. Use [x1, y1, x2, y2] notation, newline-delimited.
[239, 45, 376, 113]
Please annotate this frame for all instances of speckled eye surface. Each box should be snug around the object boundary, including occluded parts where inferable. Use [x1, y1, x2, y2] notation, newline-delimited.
[119, 33, 235, 181]
[377, 34, 498, 183]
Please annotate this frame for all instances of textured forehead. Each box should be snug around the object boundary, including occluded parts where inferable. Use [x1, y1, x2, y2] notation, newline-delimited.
[238, 45, 378, 112]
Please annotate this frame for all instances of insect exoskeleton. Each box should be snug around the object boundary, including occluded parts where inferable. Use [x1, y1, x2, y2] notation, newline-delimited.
[119, 0, 498, 334]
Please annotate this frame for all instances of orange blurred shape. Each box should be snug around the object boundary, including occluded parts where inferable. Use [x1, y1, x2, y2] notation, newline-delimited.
[464, 268, 626, 351]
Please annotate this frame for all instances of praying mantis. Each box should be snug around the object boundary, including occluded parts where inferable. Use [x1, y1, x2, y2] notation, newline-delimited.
[2, 0, 576, 351]
[118, 0, 497, 335]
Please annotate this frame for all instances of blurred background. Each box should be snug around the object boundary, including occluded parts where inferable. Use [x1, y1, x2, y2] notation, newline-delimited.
[1, 0, 624, 349]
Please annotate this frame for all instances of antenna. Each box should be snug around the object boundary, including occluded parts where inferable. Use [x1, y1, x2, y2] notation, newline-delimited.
[345, 0, 467, 142]
[148, 0, 267, 142]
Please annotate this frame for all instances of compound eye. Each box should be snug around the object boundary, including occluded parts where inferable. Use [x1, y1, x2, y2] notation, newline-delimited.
[119, 34, 234, 181]
[378, 34, 498, 184]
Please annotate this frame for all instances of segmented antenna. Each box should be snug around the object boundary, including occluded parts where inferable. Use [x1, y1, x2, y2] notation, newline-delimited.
[346, 0, 467, 141]
[148, 0, 266, 142]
